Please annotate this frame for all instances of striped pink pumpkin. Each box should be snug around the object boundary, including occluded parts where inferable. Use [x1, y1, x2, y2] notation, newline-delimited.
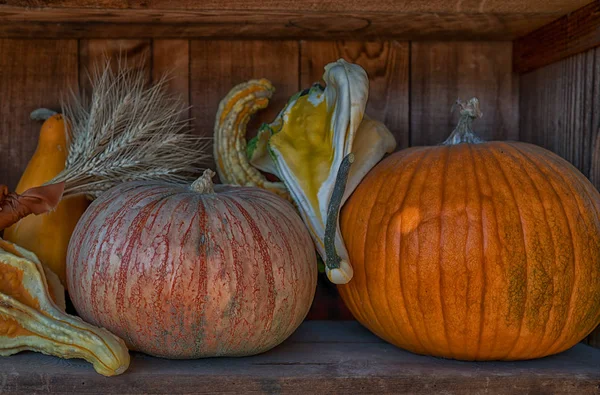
[66, 171, 317, 358]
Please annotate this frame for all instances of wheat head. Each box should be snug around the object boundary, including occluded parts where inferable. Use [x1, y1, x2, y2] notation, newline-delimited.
[48, 57, 209, 198]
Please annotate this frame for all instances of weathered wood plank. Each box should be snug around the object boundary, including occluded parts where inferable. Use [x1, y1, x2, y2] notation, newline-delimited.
[152, 40, 190, 120]
[410, 42, 518, 147]
[590, 47, 600, 191]
[0, 7, 565, 40]
[189, 40, 299, 149]
[514, 1, 600, 74]
[1, 321, 599, 394]
[0, 39, 78, 190]
[1, 0, 591, 14]
[300, 41, 410, 150]
[519, 48, 597, 178]
[79, 39, 152, 95]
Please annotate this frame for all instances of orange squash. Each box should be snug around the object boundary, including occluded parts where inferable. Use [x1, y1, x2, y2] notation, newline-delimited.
[0, 238, 129, 376]
[4, 111, 90, 286]
[339, 99, 600, 360]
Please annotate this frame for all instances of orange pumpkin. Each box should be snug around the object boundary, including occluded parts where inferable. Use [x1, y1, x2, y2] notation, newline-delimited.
[339, 99, 600, 360]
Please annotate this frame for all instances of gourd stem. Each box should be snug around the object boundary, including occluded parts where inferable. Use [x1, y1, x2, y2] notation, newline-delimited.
[442, 98, 484, 145]
[324, 153, 354, 270]
[191, 169, 216, 194]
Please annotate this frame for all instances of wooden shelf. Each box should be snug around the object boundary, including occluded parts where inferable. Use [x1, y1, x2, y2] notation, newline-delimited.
[0, 0, 593, 40]
[2, 321, 600, 394]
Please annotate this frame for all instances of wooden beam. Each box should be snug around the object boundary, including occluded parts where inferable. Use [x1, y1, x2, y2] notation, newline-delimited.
[1, 1, 592, 14]
[514, 1, 600, 74]
[0, 5, 586, 40]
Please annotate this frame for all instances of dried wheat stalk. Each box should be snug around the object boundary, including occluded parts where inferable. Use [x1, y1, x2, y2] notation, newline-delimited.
[48, 57, 209, 198]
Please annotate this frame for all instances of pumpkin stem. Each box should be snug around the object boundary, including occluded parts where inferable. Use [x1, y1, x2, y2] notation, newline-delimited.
[324, 153, 354, 271]
[191, 169, 216, 194]
[442, 98, 484, 145]
[30, 108, 58, 122]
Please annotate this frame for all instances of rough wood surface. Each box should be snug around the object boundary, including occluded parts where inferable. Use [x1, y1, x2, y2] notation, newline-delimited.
[152, 40, 190, 120]
[410, 42, 518, 146]
[189, 40, 299, 149]
[78, 39, 152, 94]
[300, 41, 410, 150]
[519, 48, 598, 179]
[1, 321, 599, 394]
[0, 7, 570, 40]
[1, 1, 592, 13]
[0, 39, 78, 191]
[514, 1, 600, 74]
[591, 48, 600, 191]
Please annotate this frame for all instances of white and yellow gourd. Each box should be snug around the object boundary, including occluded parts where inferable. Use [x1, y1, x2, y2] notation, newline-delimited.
[214, 59, 396, 284]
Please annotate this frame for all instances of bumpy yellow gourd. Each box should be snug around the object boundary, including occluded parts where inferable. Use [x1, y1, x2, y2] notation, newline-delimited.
[4, 111, 90, 285]
[0, 238, 130, 376]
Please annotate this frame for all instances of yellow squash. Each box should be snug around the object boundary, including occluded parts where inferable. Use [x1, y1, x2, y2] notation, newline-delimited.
[4, 110, 90, 286]
[0, 238, 130, 376]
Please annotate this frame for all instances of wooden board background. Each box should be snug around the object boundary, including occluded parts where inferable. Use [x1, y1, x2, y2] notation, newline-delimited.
[0, 39, 597, 324]
[520, 47, 600, 189]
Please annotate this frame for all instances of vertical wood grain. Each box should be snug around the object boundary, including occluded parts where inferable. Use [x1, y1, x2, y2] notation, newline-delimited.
[520, 48, 597, 180]
[0, 39, 78, 190]
[79, 39, 151, 95]
[189, 40, 299, 150]
[152, 40, 190, 120]
[410, 42, 518, 146]
[583, 49, 599, 347]
[300, 41, 410, 150]
[589, 48, 600, 191]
